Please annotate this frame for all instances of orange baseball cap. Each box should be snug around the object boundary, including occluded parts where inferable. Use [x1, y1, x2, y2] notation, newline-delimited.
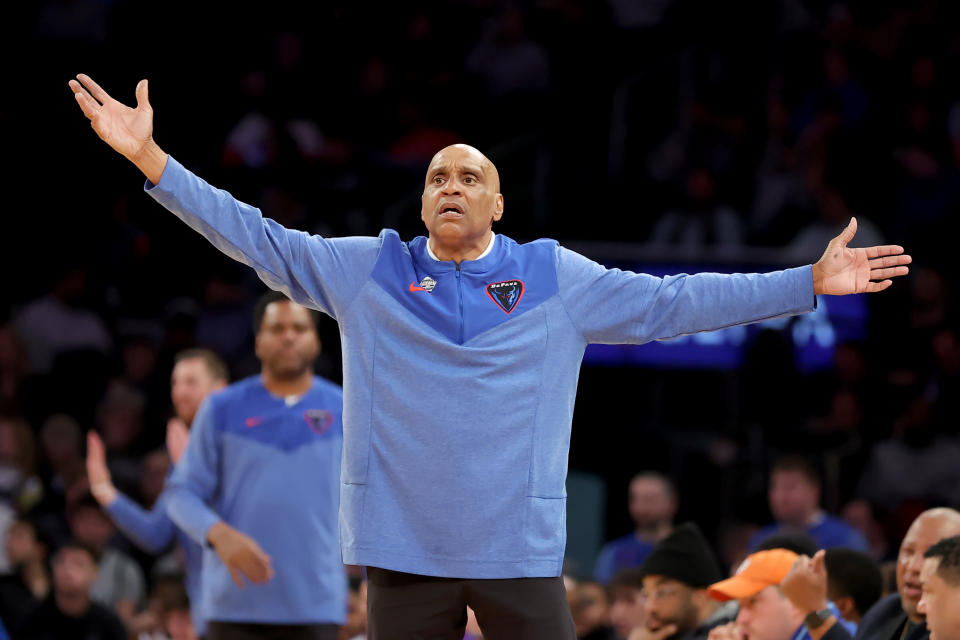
[707, 549, 799, 602]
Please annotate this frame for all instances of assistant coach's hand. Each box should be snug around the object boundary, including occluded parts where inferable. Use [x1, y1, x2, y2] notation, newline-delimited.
[68, 73, 168, 185]
[207, 521, 275, 588]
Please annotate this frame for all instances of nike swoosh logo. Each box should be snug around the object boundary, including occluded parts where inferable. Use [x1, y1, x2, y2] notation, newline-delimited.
[409, 282, 427, 292]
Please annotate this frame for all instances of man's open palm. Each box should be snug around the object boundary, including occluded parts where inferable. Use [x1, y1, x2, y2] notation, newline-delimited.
[813, 217, 912, 295]
[69, 74, 153, 161]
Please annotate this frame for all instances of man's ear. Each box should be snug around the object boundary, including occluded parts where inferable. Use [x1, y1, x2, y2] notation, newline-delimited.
[493, 194, 504, 222]
[834, 596, 856, 621]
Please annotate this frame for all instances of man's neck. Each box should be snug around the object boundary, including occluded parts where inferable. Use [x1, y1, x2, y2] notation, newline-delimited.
[427, 232, 495, 264]
[261, 370, 313, 398]
[635, 522, 672, 542]
[782, 509, 823, 529]
[55, 590, 91, 617]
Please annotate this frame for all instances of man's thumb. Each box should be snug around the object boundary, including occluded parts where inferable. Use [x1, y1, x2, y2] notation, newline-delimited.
[136, 79, 150, 110]
[838, 216, 857, 246]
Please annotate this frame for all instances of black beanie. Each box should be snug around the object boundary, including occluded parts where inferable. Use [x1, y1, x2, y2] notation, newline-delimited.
[639, 522, 724, 588]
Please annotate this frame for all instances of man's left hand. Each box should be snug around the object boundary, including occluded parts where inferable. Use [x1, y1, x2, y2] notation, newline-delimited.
[811, 217, 911, 295]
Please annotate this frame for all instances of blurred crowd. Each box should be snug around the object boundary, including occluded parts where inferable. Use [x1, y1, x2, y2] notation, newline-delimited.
[4, 0, 960, 638]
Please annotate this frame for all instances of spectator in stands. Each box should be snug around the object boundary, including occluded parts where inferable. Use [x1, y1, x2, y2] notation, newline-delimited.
[596, 472, 677, 583]
[707, 549, 854, 640]
[67, 495, 146, 621]
[568, 580, 613, 640]
[780, 507, 960, 640]
[918, 534, 960, 640]
[12, 266, 113, 375]
[634, 523, 736, 640]
[823, 548, 882, 625]
[748, 456, 868, 553]
[0, 516, 50, 634]
[608, 568, 647, 639]
[19, 540, 126, 640]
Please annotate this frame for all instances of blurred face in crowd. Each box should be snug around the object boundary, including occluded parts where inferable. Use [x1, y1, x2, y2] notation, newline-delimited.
[255, 301, 319, 380]
[52, 547, 98, 598]
[918, 557, 960, 640]
[629, 476, 677, 532]
[170, 357, 226, 425]
[643, 575, 700, 637]
[420, 145, 503, 256]
[70, 505, 114, 551]
[571, 581, 610, 637]
[609, 586, 647, 639]
[5, 520, 43, 567]
[735, 586, 801, 640]
[897, 511, 960, 622]
[769, 470, 819, 526]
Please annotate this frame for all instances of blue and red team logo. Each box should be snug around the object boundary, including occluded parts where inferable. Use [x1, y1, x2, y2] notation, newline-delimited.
[485, 280, 524, 314]
[304, 409, 333, 435]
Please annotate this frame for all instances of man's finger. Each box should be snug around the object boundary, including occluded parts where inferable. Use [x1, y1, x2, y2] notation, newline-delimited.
[76, 73, 111, 104]
[868, 253, 911, 267]
[864, 280, 893, 293]
[864, 245, 906, 259]
[870, 266, 909, 280]
[73, 90, 100, 120]
[812, 549, 826, 574]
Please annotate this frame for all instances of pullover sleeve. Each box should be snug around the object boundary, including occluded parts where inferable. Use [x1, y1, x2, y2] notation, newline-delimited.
[105, 491, 175, 553]
[164, 398, 223, 546]
[556, 246, 817, 345]
[145, 157, 381, 319]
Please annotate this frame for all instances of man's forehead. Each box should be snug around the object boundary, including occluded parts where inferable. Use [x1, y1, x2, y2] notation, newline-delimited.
[428, 145, 489, 171]
[921, 557, 940, 581]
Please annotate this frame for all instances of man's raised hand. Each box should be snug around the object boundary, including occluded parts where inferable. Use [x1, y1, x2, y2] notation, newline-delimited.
[68, 74, 167, 184]
[811, 217, 912, 295]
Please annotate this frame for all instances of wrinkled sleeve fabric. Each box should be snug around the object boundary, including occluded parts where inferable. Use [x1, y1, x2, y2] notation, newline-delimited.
[164, 398, 222, 547]
[556, 246, 817, 345]
[105, 491, 175, 553]
[145, 156, 381, 319]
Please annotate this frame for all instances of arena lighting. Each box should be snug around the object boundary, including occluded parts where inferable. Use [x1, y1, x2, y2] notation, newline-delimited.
[583, 264, 868, 372]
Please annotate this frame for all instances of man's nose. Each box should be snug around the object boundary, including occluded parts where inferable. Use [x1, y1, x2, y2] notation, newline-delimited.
[441, 179, 461, 194]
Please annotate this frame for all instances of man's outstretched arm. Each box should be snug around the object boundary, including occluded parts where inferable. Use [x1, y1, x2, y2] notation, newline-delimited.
[68, 74, 167, 184]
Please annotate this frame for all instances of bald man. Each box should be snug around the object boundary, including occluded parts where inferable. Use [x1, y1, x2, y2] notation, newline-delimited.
[782, 508, 960, 640]
[69, 74, 911, 640]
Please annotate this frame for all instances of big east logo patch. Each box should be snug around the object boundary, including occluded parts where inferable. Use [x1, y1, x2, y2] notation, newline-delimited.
[485, 280, 524, 314]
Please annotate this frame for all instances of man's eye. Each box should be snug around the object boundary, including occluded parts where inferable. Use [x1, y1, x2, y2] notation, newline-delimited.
[434, 176, 444, 184]
[464, 176, 474, 184]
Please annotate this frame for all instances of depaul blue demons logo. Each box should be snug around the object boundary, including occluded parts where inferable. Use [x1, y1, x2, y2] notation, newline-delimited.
[485, 280, 524, 314]
[304, 410, 333, 435]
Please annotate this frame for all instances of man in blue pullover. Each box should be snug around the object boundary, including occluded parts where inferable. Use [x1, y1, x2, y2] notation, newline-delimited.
[162, 291, 346, 640]
[69, 74, 912, 640]
[86, 348, 229, 638]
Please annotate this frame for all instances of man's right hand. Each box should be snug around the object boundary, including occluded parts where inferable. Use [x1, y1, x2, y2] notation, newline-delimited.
[85, 431, 117, 506]
[68, 73, 168, 184]
[207, 522, 275, 588]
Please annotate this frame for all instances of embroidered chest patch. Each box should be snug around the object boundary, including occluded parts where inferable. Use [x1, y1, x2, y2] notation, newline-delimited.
[485, 280, 524, 314]
[304, 409, 333, 435]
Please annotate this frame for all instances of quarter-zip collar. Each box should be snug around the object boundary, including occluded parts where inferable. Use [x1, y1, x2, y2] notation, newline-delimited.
[412, 233, 504, 274]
